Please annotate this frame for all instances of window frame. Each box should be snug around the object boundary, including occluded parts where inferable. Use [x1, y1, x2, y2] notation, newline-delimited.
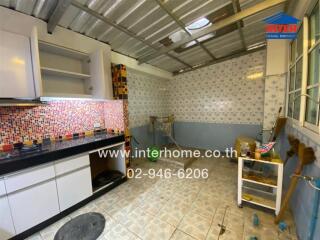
[287, 26, 303, 124]
[305, 3, 320, 133]
[286, 2, 320, 135]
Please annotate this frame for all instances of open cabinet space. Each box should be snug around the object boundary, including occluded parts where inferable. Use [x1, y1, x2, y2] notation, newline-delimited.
[89, 143, 126, 193]
[38, 41, 92, 98]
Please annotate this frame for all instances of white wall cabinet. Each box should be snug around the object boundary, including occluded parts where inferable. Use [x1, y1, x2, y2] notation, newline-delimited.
[32, 37, 113, 99]
[0, 179, 15, 239]
[55, 154, 92, 211]
[0, 30, 35, 98]
[90, 49, 113, 99]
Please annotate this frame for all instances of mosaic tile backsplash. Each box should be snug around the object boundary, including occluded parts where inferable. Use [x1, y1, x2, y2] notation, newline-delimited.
[169, 50, 266, 125]
[0, 100, 124, 145]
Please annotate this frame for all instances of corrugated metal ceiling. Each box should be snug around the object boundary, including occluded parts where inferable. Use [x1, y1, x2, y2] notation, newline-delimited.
[0, 0, 287, 74]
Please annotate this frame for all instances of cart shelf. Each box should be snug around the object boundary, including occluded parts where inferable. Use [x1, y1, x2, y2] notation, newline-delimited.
[238, 157, 283, 215]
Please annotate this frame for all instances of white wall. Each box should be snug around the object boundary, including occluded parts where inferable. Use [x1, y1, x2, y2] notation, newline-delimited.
[0, 6, 172, 80]
[262, 40, 289, 142]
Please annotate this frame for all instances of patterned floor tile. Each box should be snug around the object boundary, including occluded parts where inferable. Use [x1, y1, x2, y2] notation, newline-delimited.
[29, 158, 298, 240]
[178, 213, 211, 240]
[170, 230, 197, 240]
[123, 207, 154, 237]
[25, 234, 43, 240]
[142, 217, 175, 240]
[103, 223, 140, 240]
[189, 199, 217, 221]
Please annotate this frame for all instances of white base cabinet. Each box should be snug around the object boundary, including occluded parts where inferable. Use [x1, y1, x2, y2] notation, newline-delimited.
[7, 180, 60, 234]
[0, 196, 16, 239]
[56, 167, 92, 211]
[0, 153, 97, 237]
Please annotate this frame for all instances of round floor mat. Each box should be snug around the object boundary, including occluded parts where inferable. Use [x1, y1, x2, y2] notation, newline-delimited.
[54, 212, 105, 240]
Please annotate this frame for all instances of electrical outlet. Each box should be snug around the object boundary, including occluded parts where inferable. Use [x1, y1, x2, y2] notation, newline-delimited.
[94, 122, 100, 128]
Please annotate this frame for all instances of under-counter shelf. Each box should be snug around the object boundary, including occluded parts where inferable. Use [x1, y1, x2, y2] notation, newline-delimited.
[41, 67, 91, 79]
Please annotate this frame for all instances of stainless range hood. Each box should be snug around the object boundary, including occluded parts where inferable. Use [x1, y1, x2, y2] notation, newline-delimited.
[0, 98, 46, 107]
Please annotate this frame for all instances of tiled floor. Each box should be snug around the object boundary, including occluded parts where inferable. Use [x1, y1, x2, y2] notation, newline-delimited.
[27, 157, 297, 240]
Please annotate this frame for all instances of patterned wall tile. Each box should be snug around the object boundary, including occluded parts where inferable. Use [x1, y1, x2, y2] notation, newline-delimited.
[127, 69, 169, 128]
[169, 50, 266, 125]
[263, 74, 287, 130]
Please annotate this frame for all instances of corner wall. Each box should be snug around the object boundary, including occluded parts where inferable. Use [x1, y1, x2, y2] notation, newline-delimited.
[168, 50, 266, 150]
[127, 69, 170, 148]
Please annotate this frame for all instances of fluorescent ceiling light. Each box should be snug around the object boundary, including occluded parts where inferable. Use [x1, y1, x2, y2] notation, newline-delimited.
[186, 18, 211, 31]
[247, 72, 264, 80]
[247, 42, 266, 51]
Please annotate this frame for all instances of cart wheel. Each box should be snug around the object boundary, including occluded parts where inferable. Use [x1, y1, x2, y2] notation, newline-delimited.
[238, 204, 243, 208]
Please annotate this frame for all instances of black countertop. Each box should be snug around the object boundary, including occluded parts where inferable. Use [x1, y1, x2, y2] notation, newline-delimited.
[0, 133, 125, 176]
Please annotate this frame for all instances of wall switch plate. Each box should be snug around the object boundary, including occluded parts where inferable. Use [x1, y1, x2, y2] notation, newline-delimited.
[94, 122, 101, 128]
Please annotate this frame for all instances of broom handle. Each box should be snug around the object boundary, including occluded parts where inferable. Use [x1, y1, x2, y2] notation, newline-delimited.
[275, 163, 303, 223]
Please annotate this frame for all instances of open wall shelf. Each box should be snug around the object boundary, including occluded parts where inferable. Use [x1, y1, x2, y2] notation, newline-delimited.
[30, 28, 113, 100]
[38, 41, 89, 60]
[38, 41, 92, 97]
[41, 67, 91, 79]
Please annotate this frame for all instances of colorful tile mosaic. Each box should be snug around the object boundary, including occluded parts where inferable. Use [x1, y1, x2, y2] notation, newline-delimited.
[0, 100, 125, 145]
[112, 64, 128, 100]
[104, 100, 125, 132]
[112, 64, 130, 163]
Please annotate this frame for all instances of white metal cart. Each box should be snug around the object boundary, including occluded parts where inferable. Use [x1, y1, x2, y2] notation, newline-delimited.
[238, 157, 283, 215]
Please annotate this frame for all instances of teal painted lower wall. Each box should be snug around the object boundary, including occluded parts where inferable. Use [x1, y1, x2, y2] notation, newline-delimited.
[278, 127, 320, 240]
[173, 122, 262, 151]
[131, 121, 262, 151]
[130, 125, 169, 149]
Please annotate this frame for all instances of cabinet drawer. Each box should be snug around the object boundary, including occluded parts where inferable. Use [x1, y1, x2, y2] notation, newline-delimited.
[55, 154, 90, 176]
[56, 167, 92, 211]
[0, 179, 6, 196]
[5, 164, 55, 194]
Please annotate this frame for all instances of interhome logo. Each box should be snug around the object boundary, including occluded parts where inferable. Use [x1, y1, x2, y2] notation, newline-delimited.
[264, 12, 300, 39]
